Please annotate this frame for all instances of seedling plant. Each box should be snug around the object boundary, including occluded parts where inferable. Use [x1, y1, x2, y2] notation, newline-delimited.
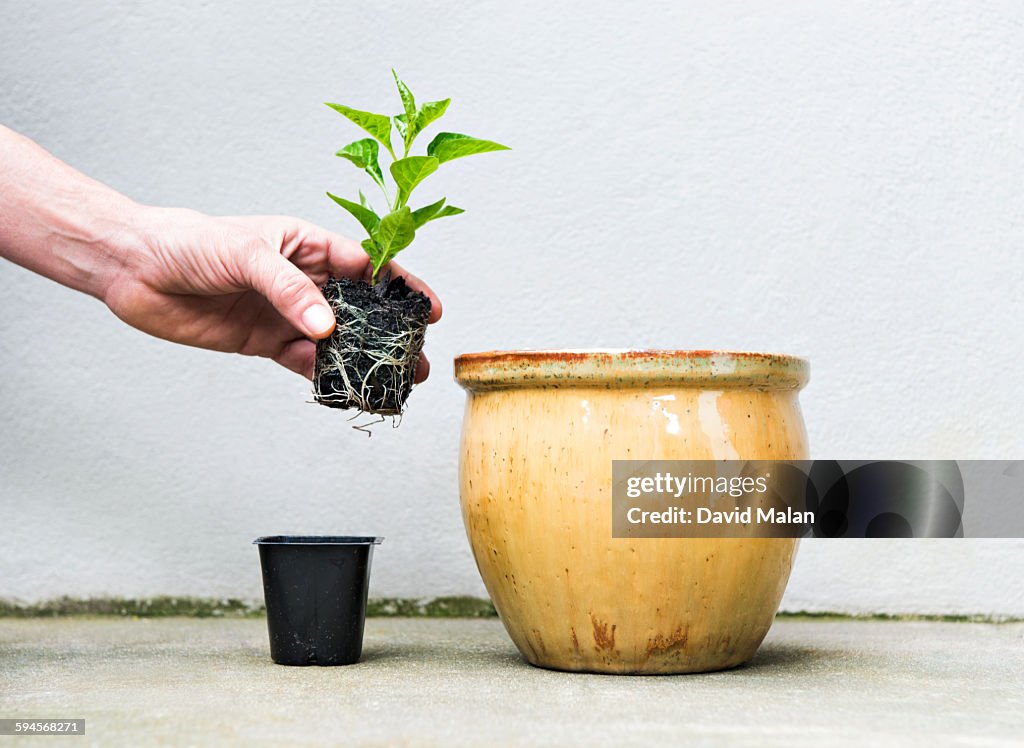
[314, 70, 508, 417]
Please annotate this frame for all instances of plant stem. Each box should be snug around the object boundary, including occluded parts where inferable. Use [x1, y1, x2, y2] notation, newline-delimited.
[377, 180, 392, 210]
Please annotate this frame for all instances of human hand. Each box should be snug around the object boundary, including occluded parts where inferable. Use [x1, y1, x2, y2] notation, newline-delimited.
[0, 126, 442, 379]
[103, 206, 442, 379]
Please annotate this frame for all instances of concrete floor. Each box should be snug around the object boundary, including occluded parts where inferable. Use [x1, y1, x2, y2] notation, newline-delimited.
[1, 618, 1022, 747]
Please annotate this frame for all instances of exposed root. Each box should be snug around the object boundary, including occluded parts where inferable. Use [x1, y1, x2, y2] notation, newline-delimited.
[351, 413, 387, 437]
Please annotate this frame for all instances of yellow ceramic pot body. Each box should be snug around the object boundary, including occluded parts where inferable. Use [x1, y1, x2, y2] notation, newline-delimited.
[454, 350, 809, 674]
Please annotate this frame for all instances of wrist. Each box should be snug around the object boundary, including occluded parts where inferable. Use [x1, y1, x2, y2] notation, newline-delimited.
[0, 126, 154, 303]
[62, 196, 149, 305]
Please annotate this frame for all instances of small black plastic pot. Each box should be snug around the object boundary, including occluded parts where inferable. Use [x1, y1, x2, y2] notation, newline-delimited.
[254, 536, 383, 666]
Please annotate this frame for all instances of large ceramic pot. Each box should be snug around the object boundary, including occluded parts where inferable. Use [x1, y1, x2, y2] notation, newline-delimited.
[454, 350, 809, 674]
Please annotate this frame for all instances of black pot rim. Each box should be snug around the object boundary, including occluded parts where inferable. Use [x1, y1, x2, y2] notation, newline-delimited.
[253, 535, 384, 546]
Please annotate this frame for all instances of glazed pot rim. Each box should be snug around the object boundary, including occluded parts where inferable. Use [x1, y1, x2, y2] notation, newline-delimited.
[454, 349, 809, 391]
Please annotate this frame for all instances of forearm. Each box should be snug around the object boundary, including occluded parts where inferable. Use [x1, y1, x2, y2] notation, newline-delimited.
[0, 124, 145, 301]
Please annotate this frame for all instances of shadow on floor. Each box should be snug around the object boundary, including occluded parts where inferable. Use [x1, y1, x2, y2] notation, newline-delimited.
[736, 642, 840, 673]
[357, 637, 845, 677]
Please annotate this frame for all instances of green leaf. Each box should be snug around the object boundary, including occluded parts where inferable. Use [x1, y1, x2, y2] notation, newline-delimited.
[394, 113, 410, 143]
[326, 191, 380, 238]
[335, 138, 377, 169]
[392, 70, 417, 152]
[412, 99, 450, 141]
[411, 198, 464, 228]
[361, 237, 385, 268]
[391, 71, 450, 152]
[427, 132, 510, 163]
[374, 207, 416, 274]
[411, 197, 447, 228]
[325, 103, 394, 156]
[392, 70, 417, 123]
[433, 204, 465, 219]
[395, 99, 450, 154]
[336, 138, 385, 189]
[390, 156, 439, 206]
[358, 190, 379, 215]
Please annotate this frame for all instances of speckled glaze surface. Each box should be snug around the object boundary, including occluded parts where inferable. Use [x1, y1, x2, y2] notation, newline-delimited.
[454, 350, 810, 674]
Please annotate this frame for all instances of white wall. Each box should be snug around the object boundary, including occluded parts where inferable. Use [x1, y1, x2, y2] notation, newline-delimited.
[1, 1, 1022, 616]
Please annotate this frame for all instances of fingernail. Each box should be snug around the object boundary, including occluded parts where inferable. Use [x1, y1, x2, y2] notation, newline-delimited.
[302, 304, 335, 336]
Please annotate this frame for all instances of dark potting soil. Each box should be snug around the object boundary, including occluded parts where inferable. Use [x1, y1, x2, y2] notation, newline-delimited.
[313, 274, 431, 415]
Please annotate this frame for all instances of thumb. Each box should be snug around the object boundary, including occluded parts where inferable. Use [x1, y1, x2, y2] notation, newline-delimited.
[241, 248, 336, 339]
